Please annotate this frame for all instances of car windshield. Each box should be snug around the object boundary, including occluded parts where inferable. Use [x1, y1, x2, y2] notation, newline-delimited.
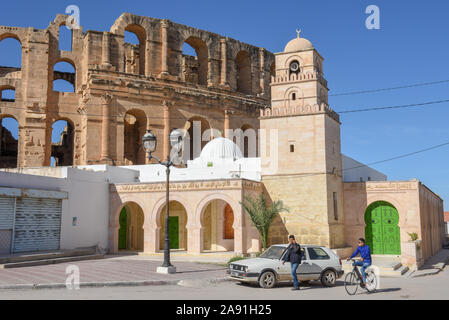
[259, 246, 286, 260]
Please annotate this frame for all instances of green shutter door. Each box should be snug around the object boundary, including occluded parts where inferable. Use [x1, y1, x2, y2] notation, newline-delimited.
[168, 216, 179, 249]
[365, 202, 401, 255]
[118, 208, 127, 250]
[381, 205, 401, 254]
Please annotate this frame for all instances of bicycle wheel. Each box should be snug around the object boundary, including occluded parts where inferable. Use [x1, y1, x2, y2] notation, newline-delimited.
[365, 271, 377, 293]
[344, 272, 359, 296]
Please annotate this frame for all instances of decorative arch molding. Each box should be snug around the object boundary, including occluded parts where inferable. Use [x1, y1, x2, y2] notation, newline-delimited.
[284, 55, 304, 69]
[111, 197, 147, 229]
[150, 194, 191, 230]
[283, 86, 304, 108]
[361, 196, 406, 226]
[194, 193, 242, 230]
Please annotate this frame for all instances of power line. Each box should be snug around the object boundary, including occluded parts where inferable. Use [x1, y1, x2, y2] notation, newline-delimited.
[342, 141, 449, 172]
[337, 98, 449, 114]
[330, 79, 449, 97]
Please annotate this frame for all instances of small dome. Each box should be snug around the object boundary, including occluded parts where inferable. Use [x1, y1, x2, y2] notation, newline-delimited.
[200, 137, 243, 161]
[284, 36, 313, 52]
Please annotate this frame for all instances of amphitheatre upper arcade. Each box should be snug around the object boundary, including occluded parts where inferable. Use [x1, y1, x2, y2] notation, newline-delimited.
[0, 13, 275, 168]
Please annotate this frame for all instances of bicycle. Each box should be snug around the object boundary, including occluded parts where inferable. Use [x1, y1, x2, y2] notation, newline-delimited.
[344, 259, 377, 295]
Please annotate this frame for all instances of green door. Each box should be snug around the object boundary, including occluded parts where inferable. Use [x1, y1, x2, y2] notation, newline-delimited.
[365, 201, 401, 255]
[118, 208, 127, 250]
[168, 216, 179, 249]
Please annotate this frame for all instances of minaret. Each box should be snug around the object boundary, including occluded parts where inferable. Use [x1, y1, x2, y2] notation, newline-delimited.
[260, 31, 345, 249]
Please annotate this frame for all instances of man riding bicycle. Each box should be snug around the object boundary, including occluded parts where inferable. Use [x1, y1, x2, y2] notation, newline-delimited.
[347, 238, 372, 287]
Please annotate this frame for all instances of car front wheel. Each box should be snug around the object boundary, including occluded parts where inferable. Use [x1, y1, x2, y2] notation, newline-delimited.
[259, 271, 276, 289]
[321, 270, 336, 287]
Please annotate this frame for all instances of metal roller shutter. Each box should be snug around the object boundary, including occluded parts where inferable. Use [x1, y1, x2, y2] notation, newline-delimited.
[12, 198, 62, 253]
[0, 197, 15, 229]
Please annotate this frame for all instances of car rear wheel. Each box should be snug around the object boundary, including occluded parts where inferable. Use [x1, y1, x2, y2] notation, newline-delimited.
[321, 269, 337, 287]
[259, 271, 276, 289]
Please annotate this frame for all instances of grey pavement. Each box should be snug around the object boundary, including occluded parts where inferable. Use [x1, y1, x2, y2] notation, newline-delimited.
[0, 264, 448, 300]
[0, 255, 228, 289]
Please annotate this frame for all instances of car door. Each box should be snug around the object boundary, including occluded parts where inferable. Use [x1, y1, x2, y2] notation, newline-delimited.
[305, 247, 331, 279]
[277, 247, 308, 281]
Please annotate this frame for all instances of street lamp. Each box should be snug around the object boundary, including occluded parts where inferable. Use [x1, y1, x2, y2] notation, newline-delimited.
[142, 129, 183, 274]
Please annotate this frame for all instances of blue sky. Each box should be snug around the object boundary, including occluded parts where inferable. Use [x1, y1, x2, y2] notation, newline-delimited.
[1, 0, 448, 209]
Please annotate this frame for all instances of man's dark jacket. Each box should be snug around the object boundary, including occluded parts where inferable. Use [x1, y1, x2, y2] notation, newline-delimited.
[283, 243, 302, 264]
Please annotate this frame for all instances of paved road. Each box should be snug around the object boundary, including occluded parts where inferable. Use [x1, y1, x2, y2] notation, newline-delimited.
[0, 264, 447, 300]
[0, 256, 226, 287]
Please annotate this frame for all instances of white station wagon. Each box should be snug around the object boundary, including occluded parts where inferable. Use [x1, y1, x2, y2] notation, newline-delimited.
[229, 244, 344, 288]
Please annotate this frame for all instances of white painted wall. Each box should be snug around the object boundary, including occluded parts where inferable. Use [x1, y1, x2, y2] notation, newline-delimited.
[342, 155, 387, 182]
[0, 166, 139, 252]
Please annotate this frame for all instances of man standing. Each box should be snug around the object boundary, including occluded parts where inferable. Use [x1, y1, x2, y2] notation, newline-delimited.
[282, 235, 302, 290]
[347, 238, 372, 287]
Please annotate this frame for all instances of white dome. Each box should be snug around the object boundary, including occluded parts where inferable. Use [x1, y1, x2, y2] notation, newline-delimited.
[200, 137, 243, 161]
[284, 36, 313, 52]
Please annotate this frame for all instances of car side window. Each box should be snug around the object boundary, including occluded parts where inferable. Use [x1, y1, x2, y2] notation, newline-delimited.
[307, 247, 330, 260]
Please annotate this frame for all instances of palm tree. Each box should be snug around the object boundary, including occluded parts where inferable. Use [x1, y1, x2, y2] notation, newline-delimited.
[240, 194, 289, 251]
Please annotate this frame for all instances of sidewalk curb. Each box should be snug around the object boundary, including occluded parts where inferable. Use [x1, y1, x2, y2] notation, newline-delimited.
[411, 255, 449, 278]
[0, 277, 232, 290]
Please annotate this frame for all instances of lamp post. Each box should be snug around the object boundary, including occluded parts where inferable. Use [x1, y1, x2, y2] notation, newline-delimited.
[142, 129, 183, 274]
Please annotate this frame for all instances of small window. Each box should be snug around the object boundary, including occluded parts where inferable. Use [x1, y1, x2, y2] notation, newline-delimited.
[292, 93, 296, 101]
[368, 177, 371, 181]
[333, 192, 338, 220]
[307, 247, 330, 260]
[290, 145, 295, 153]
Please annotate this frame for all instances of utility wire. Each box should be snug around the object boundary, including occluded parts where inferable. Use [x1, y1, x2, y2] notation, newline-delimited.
[341, 141, 449, 172]
[330, 79, 449, 97]
[337, 99, 449, 114]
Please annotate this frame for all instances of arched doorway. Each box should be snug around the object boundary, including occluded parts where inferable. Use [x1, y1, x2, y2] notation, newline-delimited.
[364, 201, 401, 255]
[117, 202, 144, 251]
[202, 199, 235, 252]
[159, 201, 188, 251]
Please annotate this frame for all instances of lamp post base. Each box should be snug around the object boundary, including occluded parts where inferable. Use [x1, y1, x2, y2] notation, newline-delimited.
[157, 266, 176, 274]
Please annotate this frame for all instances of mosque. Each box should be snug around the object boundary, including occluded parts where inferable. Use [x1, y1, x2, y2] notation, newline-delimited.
[0, 14, 445, 270]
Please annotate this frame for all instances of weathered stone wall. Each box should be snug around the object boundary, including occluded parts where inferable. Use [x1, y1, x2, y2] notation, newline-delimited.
[0, 13, 274, 168]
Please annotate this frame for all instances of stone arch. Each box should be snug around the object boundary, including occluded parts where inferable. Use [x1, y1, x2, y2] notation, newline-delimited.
[284, 55, 304, 69]
[53, 60, 76, 92]
[116, 201, 145, 252]
[123, 108, 147, 165]
[151, 195, 190, 251]
[0, 35, 22, 69]
[0, 85, 15, 102]
[236, 50, 252, 94]
[58, 22, 72, 51]
[50, 118, 75, 166]
[180, 36, 209, 86]
[185, 116, 211, 161]
[195, 193, 242, 252]
[124, 24, 147, 76]
[232, 124, 257, 158]
[364, 195, 406, 227]
[284, 86, 304, 108]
